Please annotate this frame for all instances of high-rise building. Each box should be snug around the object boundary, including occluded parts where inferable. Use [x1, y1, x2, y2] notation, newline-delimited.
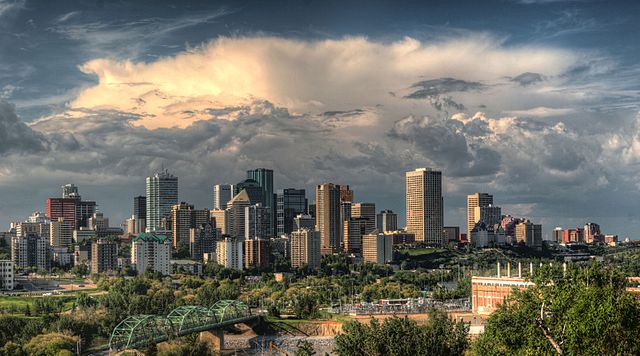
[244, 239, 270, 270]
[584, 222, 602, 244]
[131, 233, 172, 275]
[227, 190, 251, 239]
[276, 189, 307, 236]
[473, 205, 502, 227]
[339, 185, 353, 203]
[213, 184, 233, 210]
[294, 214, 315, 231]
[316, 183, 342, 255]
[405, 168, 443, 245]
[76, 200, 97, 229]
[171, 202, 210, 248]
[376, 209, 398, 233]
[91, 239, 118, 274]
[351, 202, 376, 234]
[87, 211, 109, 233]
[46, 198, 77, 230]
[134, 196, 146, 221]
[362, 232, 393, 264]
[515, 220, 542, 247]
[146, 170, 178, 232]
[467, 193, 493, 238]
[245, 204, 270, 240]
[343, 217, 368, 254]
[210, 209, 228, 235]
[0, 261, 14, 290]
[290, 228, 321, 270]
[552, 227, 563, 244]
[216, 237, 243, 270]
[50, 218, 73, 248]
[11, 232, 50, 271]
[308, 204, 316, 220]
[234, 179, 264, 206]
[190, 222, 216, 261]
[247, 168, 275, 236]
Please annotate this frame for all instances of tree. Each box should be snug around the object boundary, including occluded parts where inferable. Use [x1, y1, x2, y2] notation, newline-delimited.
[473, 263, 640, 355]
[295, 339, 316, 356]
[23, 332, 78, 356]
[334, 309, 468, 355]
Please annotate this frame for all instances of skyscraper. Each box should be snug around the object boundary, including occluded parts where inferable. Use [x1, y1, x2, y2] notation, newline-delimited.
[316, 183, 342, 254]
[50, 218, 73, 248]
[213, 184, 233, 210]
[244, 239, 270, 270]
[12, 232, 50, 271]
[467, 193, 493, 238]
[473, 205, 502, 228]
[134, 196, 146, 220]
[276, 188, 307, 236]
[190, 222, 216, 261]
[362, 232, 393, 264]
[131, 233, 171, 275]
[234, 179, 264, 205]
[227, 190, 251, 239]
[351, 202, 376, 234]
[247, 168, 275, 236]
[343, 217, 368, 254]
[290, 228, 321, 270]
[245, 204, 270, 240]
[405, 168, 443, 245]
[171, 202, 210, 248]
[91, 238, 118, 274]
[46, 198, 77, 230]
[376, 209, 398, 233]
[146, 170, 178, 232]
[515, 220, 542, 247]
[62, 184, 79, 199]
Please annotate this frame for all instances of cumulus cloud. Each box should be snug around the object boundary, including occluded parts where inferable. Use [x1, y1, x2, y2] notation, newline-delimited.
[67, 35, 579, 128]
[0, 101, 47, 155]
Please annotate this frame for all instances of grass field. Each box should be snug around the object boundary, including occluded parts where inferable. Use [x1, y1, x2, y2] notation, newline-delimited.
[0, 295, 77, 314]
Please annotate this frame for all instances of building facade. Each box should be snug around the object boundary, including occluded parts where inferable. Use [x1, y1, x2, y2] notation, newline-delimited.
[171, 202, 210, 248]
[0, 261, 14, 290]
[91, 239, 118, 274]
[467, 193, 493, 239]
[316, 183, 342, 254]
[343, 217, 368, 255]
[245, 204, 270, 240]
[247, 168, 275, 236]
[11, 232, 50, 271]
[515, 220, 542, 247]
[405, 168, 443, 245]
[50, 218, 73, 248]
[227, 190, 251, 239]
[290, 228, 321, 270]
[216, 237, 244, 270]
[351, 202, 376, 234]
[376, 209, 398, 233]
[189, 222, 216, 261]
[131, 233, 172, 275]
[244, 239, 270, 270]
[362, 232, 393, 264]
[213, 184, 233, 210]
[146, 170, 178, 232]
[276, 188, 307, 236]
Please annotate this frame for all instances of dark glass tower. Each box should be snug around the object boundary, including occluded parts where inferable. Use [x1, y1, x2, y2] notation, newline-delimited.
[276, 188, 307, 235]
[246, 168, 274, 236]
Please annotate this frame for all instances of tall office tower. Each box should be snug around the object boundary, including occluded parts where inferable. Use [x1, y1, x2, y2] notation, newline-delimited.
[50, 218, 73, 248]
[245, 204, 270, 240]
[467, 193, 493, 238]
[11, 232, 50, 271]
[247, 168, 275, 236]
[584, 222, 601, 244]
[473, 205, 502, 227]
[343, 217, 368, 254]
[290, 228, 321, 270]
[234, 179, 264, 205]
[351, 202, 376, 234]
[308, 204, 316, 220]
[339, 185, 354, 203]
[171, 202, 210, 248]
[244, 239, 270, 270]
[362, 232, 394, 264]
[294, 214, 315, 230]
[276, 189, 307, 236]
[213, 184, 233, 210]
[134, 196, 147, 220]
[515, 220, 542, 247]
[91, 239, 118, 274]
[552, 227, 563, 244]
[131, 233, 171, 275]
[62, 183, 79, 198]
[146, 169, 178, 232]
[210, 209, 228, 235]
[46, 198, 77, 230]
[216, 237, 244, 270]
[406, 168, 444, 245]
[87, 211, 109, 232]
[190, 222, 216, 261]
[76, 200, 97, 228]
[227, 190, 251, 239]
[376, 209, 398, 233]
[316, 183, 342, 254]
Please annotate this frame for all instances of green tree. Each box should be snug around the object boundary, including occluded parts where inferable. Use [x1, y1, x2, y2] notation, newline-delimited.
[473, 263, 640, 355]
[295, 339, 316, 356]
[23, 332, 78, 356]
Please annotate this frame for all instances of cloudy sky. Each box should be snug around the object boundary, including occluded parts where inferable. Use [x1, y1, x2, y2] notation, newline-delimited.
[1, 0, 639, 239]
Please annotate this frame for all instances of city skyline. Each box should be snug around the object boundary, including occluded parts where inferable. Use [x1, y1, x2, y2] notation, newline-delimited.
[1, 1, 640, 237]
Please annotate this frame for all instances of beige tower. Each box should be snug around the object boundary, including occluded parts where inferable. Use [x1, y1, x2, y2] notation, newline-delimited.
[467, 193, 493, 238]
[171, 202, 209, 249]
[316, 183, 341, 255]
[351, 202, 376, 234]
[405, 168, 443, 245]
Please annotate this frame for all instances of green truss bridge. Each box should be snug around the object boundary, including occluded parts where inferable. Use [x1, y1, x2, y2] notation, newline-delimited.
[107, 300, 259, 352]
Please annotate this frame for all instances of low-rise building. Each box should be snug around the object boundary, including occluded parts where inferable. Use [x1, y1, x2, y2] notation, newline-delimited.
[0, 260, 14, 290]
[171, 260, 203, 275]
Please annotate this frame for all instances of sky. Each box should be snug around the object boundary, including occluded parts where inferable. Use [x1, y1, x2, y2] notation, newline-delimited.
[1, 0, 640, 239]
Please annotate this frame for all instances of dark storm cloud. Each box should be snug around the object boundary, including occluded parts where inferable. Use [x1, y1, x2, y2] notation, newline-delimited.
[511, 72, 544, 86]
[0, 100, 47, 154]
[404, 78, 486, 99]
